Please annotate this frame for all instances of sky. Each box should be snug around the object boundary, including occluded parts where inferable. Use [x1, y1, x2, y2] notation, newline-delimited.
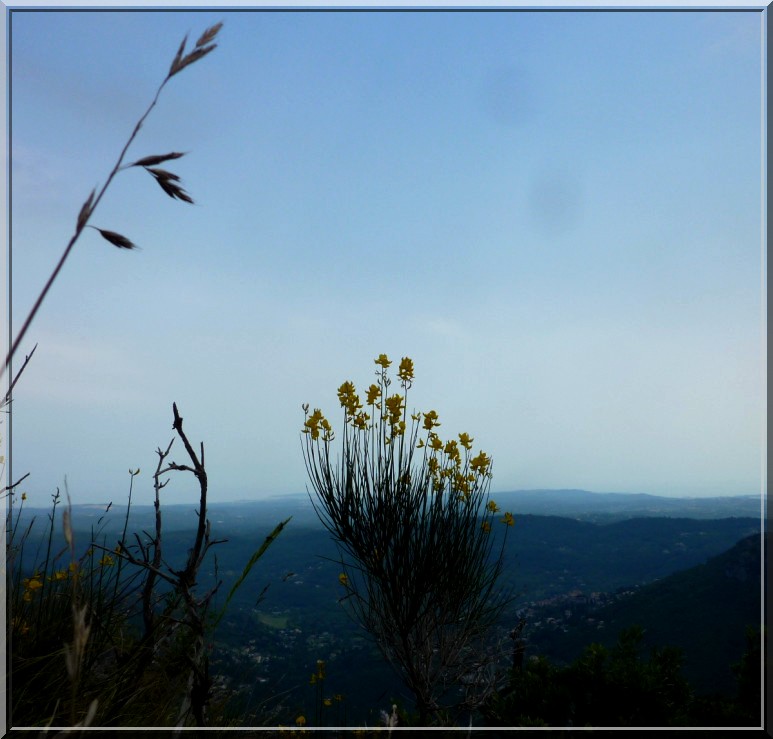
[5, 7, 766, 507]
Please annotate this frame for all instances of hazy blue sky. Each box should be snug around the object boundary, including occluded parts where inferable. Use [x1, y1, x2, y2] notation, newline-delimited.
[7, 8, 765, 507]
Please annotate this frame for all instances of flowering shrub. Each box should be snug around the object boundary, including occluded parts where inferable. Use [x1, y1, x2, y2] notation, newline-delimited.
[302, 354, 513, 723]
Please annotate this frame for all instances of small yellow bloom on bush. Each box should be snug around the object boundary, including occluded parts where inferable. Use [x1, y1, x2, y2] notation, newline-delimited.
[470, 451, 491, 474]
[69, 561, 78, 573]
[303, 408, 328, 440]
[99, 555, 115, 567]
[21, 492, 27, 501]
[458, 432, 474, 450]
[501, 512, 515, 527]
[454, 472, 470, 496]
[429, 434, 443, 452]
[353, 412, 370, 430]
[338, 573, 349, 586]
[487, 500, 500, 513]
[397, 356, 414, 383]
[323, 697, 333, 707]
[50, 570, 68, 582]
[337, 381, 361, 418]
[444, 439, 460, 464]
[375, 353, 391, 368]
[481, 521, 492, 533]
[384, 393, 403, 423]
[366, 383, 381, 405]
[423, 410, 440, 430]
[295, 715, 307, 726]
[23, 576, 42, 591]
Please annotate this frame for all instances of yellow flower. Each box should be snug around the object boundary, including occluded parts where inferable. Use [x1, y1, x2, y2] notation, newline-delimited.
[69, 561, 78, 573]
[444, 439, 460, 464]
[487, 500, 500, 514]
[454, 472, 470, 496]
[337, 381, 361, 417]
[338, 573, 349, 587]
[397, 356, 414, 383]
[423, 410, 440, 430]
[49, 570, 68, 582]
[458, 432, 474, 450]
[353, 411, 370, 430]
[428, 434, 443, 452]
[374, 353, 392, 368]
[303, 408, 326, 440]
[501, 512, 515, 527]
[295, 715, 307, 727]
[323, 697, 333, 707]
[417, 438, 425, 448]
[99, 555, 115, 567]
[384, 393, 404, 425]
[366, 383, 381, 405]
[21, 493, 27, 501]
[470, 451, 491, 474]
[481, 521, 492, 533]
[23, 576, 43, 591]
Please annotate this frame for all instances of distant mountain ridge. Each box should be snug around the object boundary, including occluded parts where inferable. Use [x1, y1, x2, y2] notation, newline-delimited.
[493, 489, 763, 522]
[25, 488, 764, 532]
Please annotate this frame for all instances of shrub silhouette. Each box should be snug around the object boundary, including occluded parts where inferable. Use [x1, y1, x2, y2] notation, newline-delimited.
[301, 353, 513, 724]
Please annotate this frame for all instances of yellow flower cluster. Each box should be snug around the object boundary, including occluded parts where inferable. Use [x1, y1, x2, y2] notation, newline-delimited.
[303, 407, 333, 441]
[423, 410, 440, 431]
[302, 355, 502, 522]
[366, 383, 381, 405]
[22, 575, 43, 601]
[470, 451, 491, 474]
[419, 412, 492, 499]
[397, 356, 414, 384]
[337, 381, 362, 419]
